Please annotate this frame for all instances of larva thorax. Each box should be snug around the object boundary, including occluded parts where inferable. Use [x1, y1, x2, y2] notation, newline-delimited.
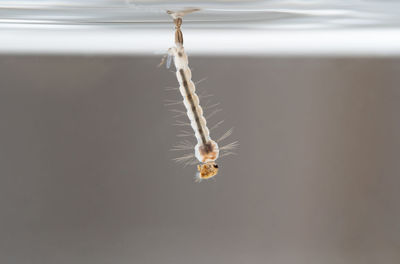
[195, 140, 219, 163]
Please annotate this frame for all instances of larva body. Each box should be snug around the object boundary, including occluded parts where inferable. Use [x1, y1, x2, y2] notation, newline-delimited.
[169, 46, 220, 164]
[165, 9, 235, 181]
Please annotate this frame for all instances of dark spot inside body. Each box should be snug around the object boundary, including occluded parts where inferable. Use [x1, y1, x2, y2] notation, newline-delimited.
[203, 142, 213, 153]
[178, 52, 183, 57]
[213, 164, 219, 168]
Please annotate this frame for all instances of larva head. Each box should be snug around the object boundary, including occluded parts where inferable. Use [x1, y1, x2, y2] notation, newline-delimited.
[196, 162, 219, 181]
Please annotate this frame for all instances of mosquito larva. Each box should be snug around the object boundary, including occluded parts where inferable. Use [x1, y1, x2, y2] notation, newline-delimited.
[164, 9, 236, 181]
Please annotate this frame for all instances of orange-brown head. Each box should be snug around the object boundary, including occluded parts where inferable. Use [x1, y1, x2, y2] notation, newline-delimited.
[196, 162, 219, 181]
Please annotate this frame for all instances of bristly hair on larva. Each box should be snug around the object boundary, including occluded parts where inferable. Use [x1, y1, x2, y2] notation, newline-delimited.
[162, 8, 238, 182]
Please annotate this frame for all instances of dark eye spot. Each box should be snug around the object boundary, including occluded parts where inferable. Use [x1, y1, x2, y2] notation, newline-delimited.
[213, 164, 218, 168]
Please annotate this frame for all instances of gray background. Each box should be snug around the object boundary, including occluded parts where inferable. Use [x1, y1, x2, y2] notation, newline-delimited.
[0, 56, 399, 264]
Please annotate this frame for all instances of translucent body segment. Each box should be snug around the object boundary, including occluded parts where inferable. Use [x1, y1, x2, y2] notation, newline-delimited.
[166, 53, 173, 69]
[169, 46, 219, 163]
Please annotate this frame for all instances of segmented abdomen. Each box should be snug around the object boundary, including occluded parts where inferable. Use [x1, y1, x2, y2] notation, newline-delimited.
[171, 47, 219, 163]
[174, 50, 210, 145]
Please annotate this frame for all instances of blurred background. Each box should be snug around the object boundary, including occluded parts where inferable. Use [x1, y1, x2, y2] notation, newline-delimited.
[0, 1, 399, 264]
